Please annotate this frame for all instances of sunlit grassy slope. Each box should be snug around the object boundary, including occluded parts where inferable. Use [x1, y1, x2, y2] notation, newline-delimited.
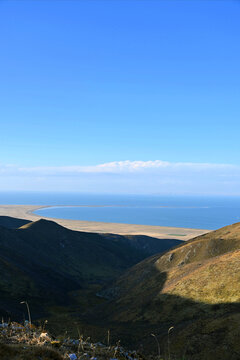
[98, 222, 240, 359]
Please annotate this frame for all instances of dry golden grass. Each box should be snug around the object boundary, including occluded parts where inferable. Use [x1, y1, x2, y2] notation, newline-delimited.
[163, 250, 240, 303]
[0, 321, 146, 360]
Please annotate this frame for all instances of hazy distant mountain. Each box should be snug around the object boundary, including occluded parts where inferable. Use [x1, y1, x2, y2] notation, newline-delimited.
[98, 222, 240, 359]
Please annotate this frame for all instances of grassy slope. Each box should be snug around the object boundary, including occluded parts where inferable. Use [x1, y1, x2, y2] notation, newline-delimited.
[97, 222, 240, 359]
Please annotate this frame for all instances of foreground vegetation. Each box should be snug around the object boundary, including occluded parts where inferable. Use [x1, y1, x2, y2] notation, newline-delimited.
[0, 320, 146, 360]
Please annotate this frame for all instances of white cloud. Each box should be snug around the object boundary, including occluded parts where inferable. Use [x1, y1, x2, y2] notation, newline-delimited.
[0, 160, 237, 175]
[0, 160, 240, 194]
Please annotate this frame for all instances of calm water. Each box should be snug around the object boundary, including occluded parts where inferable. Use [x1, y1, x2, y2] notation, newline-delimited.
[1, 192, 240, 230]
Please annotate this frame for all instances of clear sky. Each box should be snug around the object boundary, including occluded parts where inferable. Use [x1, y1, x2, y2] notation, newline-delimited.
[1, 0, 240, 194]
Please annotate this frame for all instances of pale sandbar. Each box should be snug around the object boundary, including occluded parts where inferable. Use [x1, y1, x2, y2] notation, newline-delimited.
[0, 205, 210, 240]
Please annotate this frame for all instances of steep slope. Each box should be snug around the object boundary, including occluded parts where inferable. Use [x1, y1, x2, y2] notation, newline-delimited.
[98, 222, 240, 359]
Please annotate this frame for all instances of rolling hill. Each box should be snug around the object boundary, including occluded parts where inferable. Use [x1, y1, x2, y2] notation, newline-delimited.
[96, 222, 240, 360]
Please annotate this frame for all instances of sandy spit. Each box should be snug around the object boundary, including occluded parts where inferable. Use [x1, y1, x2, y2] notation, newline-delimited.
[0, 205, 210, 240]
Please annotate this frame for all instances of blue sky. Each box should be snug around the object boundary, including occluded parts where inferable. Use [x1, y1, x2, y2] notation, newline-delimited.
[0, 0, 240, 194]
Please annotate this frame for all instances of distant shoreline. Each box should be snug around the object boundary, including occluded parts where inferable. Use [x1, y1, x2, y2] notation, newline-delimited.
[0, 204, 210, 240]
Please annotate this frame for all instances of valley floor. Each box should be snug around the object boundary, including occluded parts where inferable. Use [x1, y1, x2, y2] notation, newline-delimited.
[0, 205, 209, 240]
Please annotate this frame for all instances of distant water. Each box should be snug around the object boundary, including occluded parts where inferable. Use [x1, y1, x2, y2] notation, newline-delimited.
[1, 192, 240, 230]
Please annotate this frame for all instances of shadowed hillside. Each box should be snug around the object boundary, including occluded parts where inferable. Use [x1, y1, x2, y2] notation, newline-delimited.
[0, 217, 181, 323]
[100, 233, 182, 257]
[94, 222, 240, 359]
[0, 216, 30, 229]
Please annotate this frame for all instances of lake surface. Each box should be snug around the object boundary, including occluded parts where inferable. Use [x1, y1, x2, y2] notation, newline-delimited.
[1, 192, 240, 230]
